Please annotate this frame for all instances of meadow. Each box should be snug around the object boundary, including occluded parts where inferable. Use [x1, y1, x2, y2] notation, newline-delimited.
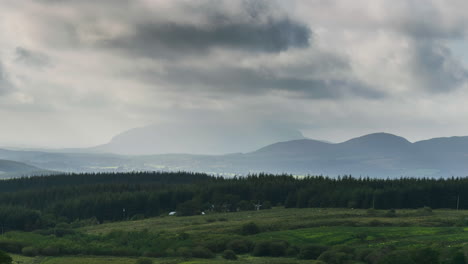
[4, 207, 468, 264]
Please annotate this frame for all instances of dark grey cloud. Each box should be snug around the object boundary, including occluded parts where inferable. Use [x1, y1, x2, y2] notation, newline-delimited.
[134, 64, 383, 99]
[15, 47, 51, 69]
[102, 18, 311, 58]
[410, 41, 468, 92]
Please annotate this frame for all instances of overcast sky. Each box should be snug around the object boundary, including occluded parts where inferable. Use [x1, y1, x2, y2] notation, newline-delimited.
[1, 0, 468, 148]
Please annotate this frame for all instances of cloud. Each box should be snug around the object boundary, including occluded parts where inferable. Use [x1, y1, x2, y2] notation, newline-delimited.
[0, 62, 14, 95]
[133, 63, 383, 99]
[15, 47, 51, 68]
[409, 40, 468, 93]
[100, 18, 311, 59]
[1, 0, 468, 149]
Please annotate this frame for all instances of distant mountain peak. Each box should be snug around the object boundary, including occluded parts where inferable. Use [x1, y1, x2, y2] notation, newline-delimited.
[342, 132, 412, 146]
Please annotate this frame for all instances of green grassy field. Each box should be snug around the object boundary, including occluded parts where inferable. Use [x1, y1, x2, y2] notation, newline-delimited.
[4, 207, 468, 263]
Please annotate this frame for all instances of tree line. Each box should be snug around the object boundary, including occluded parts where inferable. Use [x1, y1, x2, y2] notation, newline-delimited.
[0, 172, 468, 231]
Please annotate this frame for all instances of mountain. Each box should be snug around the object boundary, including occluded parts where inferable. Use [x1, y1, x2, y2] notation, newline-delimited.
[2, 132, 468, 178]
[0, 159, 53, 178]
[92, 123, 305, 155]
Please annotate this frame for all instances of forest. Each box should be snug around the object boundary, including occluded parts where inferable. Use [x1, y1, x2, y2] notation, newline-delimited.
[0, 172, 467, 232]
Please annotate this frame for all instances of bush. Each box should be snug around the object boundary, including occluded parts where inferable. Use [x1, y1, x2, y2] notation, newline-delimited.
[238, 200, 254, 211]
[41, 246, 60, 256]
[252, 240, 289, 257]
[377, 250, 415, 264]
[135, 258, 153, 264]
[299, 245, 328, 260]
[385, 209, 397, 217]
[176, 247, 192, 258]
[411, 247, 439, 264]
[0, 250, 11, 264]
[450, 251, 466, 264]
[253, 241, 271, 256]
[367, 208, 378, 216]
[318, 250, 353, 264]
[222, 249, 237, 260]
[286, 246, 299, 257]
[416, 207, 433, 216]
[191, 246, 214, 259]
[203, 237, 230, 253]
[369, 219, 382, 226]
[0, 240, 25, 254]
[131, 214, 145, 221]
[269, 241, 289, 257]
[21, 246, 39, 257]
[241, 222, 260, 235]
[262, 201, 272, 210]
[227, 239, 254, 254]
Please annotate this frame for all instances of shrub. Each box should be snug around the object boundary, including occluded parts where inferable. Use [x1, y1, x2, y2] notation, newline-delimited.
[366, 208, 378, 216]
[369, 219, 382, 226]
[222, 249, 237, 260]
[176, 247, 192, 258]
[299, 245, 328, 260]
[377, 250, 415, 264]
[269, 241, 289, 257]
[286, 246, 299, 257]
[318, 250, 353, 264]
[203, 237, 230, 253]
[253, 241, 271, 256]
[385, 209, 397, 217]
[135, 258, 153, 264]
[0, 240, 25, 254]
[411, 247, 439, 264]
[21, 246, 39, 257]
[262, 201, 272, 210]
[0, 250, 11, 264]
[41, 246, 60, 256]
[416, 207, 433, 216]
[131, 214, 145, 221]
[252, 240, 289, 257]
[450, 251, 466, 264]
[191, 246, 214, 259]
[227, 239, 254, 254]
[241, 222, 260, 235]
[238, 200, 254, 211]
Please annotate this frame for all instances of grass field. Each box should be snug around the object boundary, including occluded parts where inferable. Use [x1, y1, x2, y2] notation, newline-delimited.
[4, 207, 468, 263]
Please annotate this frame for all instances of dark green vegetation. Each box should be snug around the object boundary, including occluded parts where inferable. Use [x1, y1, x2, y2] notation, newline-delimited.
[1, 172, 468, 231]
[0, 172, 468, 263]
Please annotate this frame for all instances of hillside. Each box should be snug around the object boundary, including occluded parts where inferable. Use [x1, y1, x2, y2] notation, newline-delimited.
[0, 159, 52, 178]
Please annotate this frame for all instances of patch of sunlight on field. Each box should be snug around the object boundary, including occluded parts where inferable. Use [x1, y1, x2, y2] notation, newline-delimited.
[40, 256, 139, 264]
[11, 254, 37, 264]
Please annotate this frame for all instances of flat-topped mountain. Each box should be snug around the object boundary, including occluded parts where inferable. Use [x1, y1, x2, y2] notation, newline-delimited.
[92, 123, 305, 155]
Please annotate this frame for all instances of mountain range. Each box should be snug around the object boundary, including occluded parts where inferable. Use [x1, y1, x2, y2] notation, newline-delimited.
[1, 132, 468, 178]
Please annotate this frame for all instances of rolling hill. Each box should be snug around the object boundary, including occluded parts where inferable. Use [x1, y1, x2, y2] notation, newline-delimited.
[0, 159, 53, 178]
[2, 132, 468, 177]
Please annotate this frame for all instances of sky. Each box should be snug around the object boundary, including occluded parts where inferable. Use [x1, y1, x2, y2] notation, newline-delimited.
[1, 0, 468, 148]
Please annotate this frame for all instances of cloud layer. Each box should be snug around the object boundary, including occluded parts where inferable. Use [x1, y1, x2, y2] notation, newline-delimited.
[1, 0, 468, 149]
